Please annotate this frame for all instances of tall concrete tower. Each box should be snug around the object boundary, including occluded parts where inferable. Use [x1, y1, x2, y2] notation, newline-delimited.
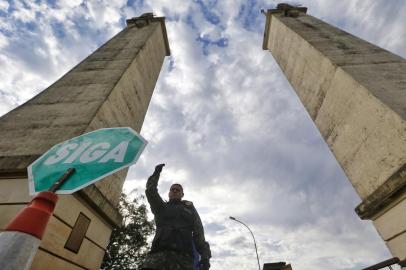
[263, 4, 405, 265]
[0, 13, 170, 269]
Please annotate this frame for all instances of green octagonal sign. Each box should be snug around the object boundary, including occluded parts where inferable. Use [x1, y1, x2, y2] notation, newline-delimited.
[27, 127, 147, 195]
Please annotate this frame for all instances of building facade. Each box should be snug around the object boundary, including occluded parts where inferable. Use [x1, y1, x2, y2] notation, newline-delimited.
[0, 13, 170, 269]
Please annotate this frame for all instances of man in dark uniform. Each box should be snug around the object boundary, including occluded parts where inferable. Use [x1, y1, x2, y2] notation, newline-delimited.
[141, 164, 211, 270]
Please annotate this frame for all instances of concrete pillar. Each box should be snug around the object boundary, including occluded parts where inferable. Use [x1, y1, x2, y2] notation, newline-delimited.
[262, 4, 405, 263]
[0, 13, 170, 269]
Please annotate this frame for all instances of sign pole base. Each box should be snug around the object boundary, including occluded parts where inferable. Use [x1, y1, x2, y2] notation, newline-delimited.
[0, 231, 41, 270]
[5, 191, 58, 239]
[0, 191, 58, 269]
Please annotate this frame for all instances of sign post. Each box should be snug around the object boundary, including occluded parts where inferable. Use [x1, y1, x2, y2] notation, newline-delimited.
[0, 127, 147, 269]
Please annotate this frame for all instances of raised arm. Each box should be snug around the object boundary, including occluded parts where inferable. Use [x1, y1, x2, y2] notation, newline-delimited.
[145, 164, 165, 215]
[192, 205, 211, 270]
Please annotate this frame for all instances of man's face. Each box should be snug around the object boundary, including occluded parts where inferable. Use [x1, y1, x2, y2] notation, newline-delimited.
[169, 184, 184, 201]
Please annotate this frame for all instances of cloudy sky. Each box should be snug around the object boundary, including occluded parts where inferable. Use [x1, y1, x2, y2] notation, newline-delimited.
[1, 0, 405, 269]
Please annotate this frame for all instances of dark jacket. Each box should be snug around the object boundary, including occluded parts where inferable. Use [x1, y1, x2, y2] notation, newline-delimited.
[146, 173, 211, 260]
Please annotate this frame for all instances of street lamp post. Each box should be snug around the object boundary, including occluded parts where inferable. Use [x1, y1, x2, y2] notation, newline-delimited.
[230, 216, 261, 270]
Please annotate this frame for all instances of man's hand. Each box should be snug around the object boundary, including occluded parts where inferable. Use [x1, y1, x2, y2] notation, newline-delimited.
[200, 258, 210, 270]
[147, 164, 165, 189]
[153, 164, 165, 175]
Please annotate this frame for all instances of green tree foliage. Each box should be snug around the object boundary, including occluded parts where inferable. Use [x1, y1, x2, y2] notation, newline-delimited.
[101, 192, 154, 270]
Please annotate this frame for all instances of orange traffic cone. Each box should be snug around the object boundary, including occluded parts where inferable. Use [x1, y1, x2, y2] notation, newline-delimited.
[0, 191, 58, 270]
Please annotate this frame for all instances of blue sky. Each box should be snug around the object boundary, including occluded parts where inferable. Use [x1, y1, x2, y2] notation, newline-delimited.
[0, 0, 405, 269]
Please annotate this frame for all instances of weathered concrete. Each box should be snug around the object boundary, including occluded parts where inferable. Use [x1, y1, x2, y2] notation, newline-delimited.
[0, 13, 170, 270]
[30, 250, 83, 270]
[263, 4, 405, 261]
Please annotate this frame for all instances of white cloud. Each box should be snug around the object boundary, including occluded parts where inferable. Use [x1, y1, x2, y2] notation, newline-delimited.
[0, 1, 8, 12]
[56, 0, 83, 9]
[0, 32, 8, 48]
[11, 0, 37, 23]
